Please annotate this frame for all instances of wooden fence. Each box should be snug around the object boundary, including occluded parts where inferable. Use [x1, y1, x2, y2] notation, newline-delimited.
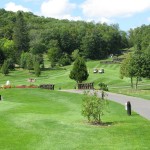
[39, 84, 55, 90]
[78, 82, 94, 89]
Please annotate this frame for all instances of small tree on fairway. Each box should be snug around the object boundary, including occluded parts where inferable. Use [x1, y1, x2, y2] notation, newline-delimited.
[82, 91, 108, 124]
[1, 60, 9, 75]
[34, 61, 41, 77]
[69, 57, 89, 83]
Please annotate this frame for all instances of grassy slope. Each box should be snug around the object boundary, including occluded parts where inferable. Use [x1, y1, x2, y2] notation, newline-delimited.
[0, 88, 150, 150]
[0, 60, 149, 99]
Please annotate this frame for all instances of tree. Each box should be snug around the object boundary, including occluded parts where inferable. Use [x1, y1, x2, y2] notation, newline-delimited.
[47, 47, 61, 68]
[132, 52, 150, 89]
[59, 53, 71, 66]
[69, 57, 89, 83]
[26, 53, 33, 72]
[0, 38, 16, 64]
[120, 52, 150, 89]
[0, 48, 5, 65]
[81, 30, 105, 59]
[120, 53, 135, 88]
[34, 61, 41, 77]
[1, 60, 9, 75]
[82, 91, 108, 124]
[13, 11, 29, 61]
[20, 52, 27, 69]
[71, 49, 80, 61]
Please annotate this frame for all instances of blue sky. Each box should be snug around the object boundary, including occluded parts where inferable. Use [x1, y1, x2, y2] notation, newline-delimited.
[0, 0, 150, 31]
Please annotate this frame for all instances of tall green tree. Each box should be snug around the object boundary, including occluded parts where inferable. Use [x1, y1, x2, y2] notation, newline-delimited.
[26, 53, 33, 72]
[120, 53, 135, 88]
[120, 52, 150, 89]
[0, 48, 5, 65]
[69, 57, 89, 83]
[0, 38, 16, 63]
[47, 47, 61, 68]
[13, 11, 29, 61]
[1, 60, 9, 75]
[34, 61, 41, 77]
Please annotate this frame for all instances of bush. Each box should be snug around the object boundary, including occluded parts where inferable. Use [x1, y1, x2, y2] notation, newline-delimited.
[98, 82, 108, 91]
[82, 91, 108, 124]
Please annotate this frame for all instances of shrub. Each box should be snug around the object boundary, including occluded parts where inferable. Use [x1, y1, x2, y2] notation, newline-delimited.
[82, 91, 108, 124]
[98, 82, 108, 91]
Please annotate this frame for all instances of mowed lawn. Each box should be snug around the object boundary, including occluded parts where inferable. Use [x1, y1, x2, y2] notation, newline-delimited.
[0, 60, 149, 90]
[0, 88, 150, 150]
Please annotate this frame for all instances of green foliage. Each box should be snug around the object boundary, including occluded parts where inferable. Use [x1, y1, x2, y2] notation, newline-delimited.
[0, 47, 5, 65]
[34, 61, 41, 77]
[82, 91, 108, 124]
[59, 53, 71, 66]
[7, 58, 15, 70]
[30, 40, 46, 55]
[71, 49, 80, 61]
[1, 59, 9, 75]
[120, 52, 150, 89]
[129, 25, 150, 52]
[98, 82, 108, 91]
[20, 52, 27, 68]
[69, 57, 89, 83]
[13, 11, 29, 59]
[47, 47, 61, 68]
[0, 38, 16, 62]
[0, 9, 131, 65]
[26, 52, 33, 72]
[120, 53, 135, 88]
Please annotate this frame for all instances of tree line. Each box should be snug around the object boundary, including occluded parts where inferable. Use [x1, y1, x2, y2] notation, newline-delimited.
[0, 9, 149, 78]
[0, 9, 129, 71]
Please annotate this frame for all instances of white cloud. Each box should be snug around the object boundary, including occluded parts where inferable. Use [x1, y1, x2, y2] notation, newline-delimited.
[5, 2, 30, 12]
[99, 17, 113, 24]
[80, 0, 150, 18]
[41, 0, 77, 19]
[62, 14, 82, 21]
[148, 17, 150, 22]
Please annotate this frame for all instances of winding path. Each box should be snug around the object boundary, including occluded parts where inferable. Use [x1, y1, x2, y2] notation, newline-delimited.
[61, 89, 150, 120]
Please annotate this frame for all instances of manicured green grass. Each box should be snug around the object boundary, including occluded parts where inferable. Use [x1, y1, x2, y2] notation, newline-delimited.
[0, 88, 150, 150]
[0, 60, 149, 99]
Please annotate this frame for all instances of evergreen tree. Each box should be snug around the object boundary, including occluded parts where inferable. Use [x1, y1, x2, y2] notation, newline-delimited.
[34, 61, 41, 77]
[1, 60, 9, 75]
[26, 53, 33, 72]
[69, 57, 89, 83]
[13, 11, 29, 61]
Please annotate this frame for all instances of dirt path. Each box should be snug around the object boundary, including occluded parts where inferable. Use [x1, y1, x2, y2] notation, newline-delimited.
[61, 89, 150, 120]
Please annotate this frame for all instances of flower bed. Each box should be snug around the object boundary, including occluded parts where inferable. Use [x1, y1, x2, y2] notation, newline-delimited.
[16, 85, 38, 88]
[0, 85, 38, 89]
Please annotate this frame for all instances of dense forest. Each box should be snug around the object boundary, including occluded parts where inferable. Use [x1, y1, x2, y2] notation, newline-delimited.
[0, 9, 149, 72]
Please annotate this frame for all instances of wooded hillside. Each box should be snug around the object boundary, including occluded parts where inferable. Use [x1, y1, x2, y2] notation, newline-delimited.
[0, 9, 149, 68]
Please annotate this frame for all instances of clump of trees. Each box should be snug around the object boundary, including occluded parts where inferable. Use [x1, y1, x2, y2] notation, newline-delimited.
[120, 52, 150, 89]
[0, 8, 149, 82]
[0, 9, 130, 70]
[119, 25, 150, 89]
[82, 91, 108, 124]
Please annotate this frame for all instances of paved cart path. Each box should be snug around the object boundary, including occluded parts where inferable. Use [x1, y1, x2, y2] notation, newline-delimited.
[61, 89, 150, 120]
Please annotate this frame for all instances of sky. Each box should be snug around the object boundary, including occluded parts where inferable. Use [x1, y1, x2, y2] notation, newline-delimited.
[0, 0, 150, 31]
